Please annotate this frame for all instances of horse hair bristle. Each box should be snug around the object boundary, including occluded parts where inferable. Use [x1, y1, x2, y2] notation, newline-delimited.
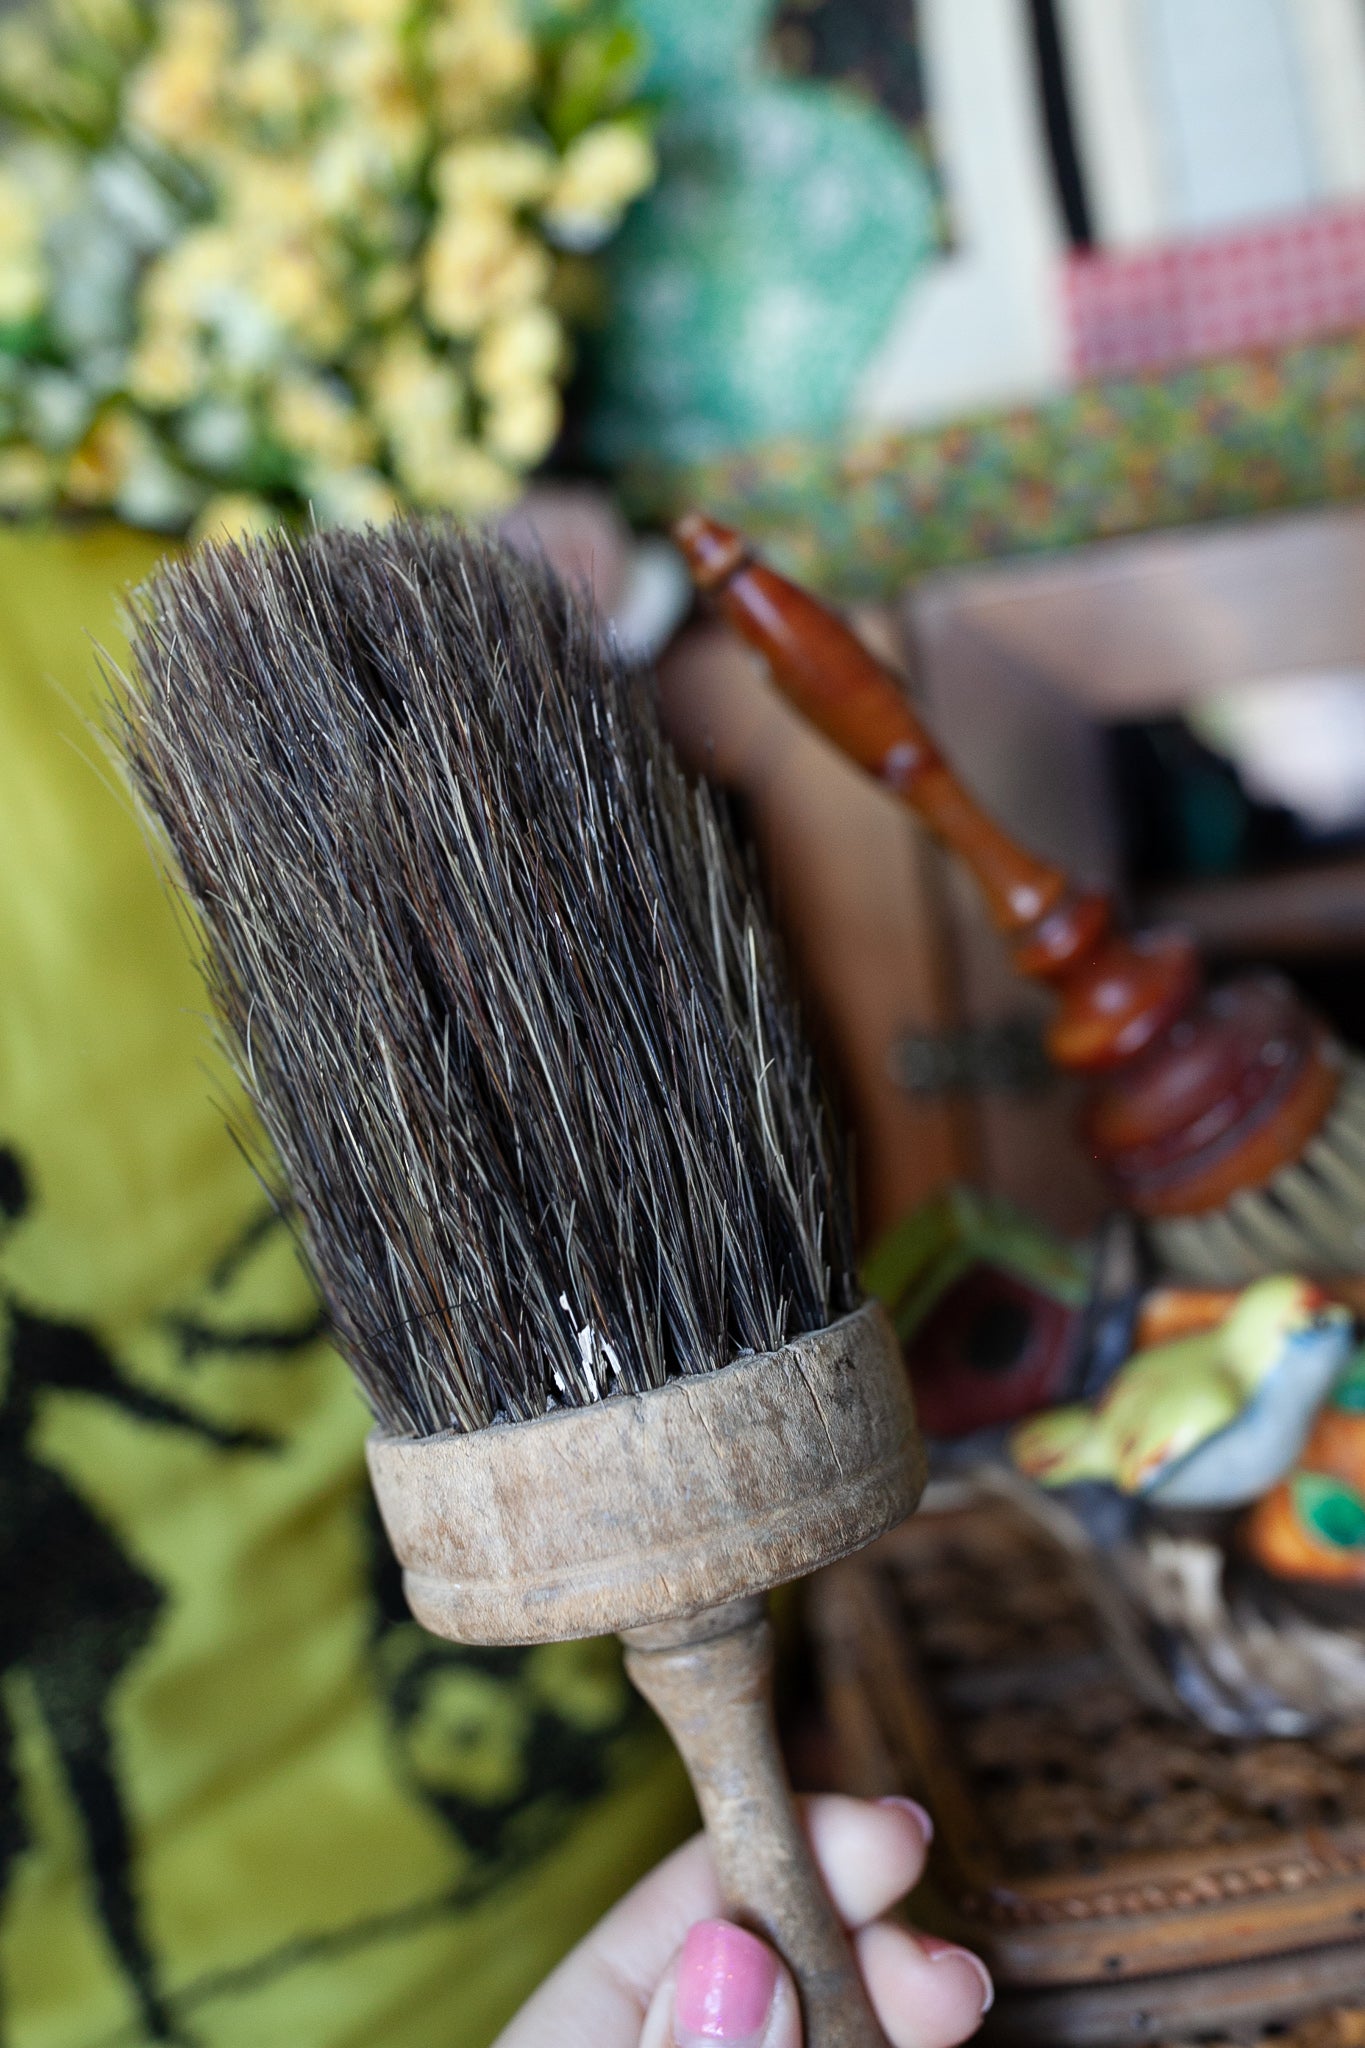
[113, 520, 856, 1437]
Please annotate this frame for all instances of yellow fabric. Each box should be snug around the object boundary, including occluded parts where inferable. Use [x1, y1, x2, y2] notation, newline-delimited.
[0, 524, 692, 2047]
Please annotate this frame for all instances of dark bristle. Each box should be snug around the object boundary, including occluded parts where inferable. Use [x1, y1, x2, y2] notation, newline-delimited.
[113, 520, 856, 1436]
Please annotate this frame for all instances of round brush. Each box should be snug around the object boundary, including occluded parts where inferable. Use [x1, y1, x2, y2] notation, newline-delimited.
[675, 512, 1365, 1286]
[114, 522, 923, 2048]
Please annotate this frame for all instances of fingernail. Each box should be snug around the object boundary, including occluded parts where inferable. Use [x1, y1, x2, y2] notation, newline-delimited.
[878, 1794, 934, 1845]
[675, 1920, 779, 2044]
[922, 1938, 995, 2015]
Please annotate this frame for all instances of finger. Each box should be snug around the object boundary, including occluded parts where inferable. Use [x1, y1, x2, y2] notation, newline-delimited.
[493, 1831, 717, 2048]
[857, 1921, 995, 2048]
[640, 1923, 802, 2048]
[494, 1797, 937, 2048]
[804, 1795, 933, 1928]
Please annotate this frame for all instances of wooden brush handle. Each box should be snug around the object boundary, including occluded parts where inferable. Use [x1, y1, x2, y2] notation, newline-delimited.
[624, 1598, 888, 2048]
[675, 513, 1199, 1075]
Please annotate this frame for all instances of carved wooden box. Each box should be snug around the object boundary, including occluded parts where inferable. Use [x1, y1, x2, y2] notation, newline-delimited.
[808, 1488, 1365, 2043]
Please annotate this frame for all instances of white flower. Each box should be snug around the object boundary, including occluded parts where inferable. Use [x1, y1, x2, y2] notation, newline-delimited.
[177, 397, 254, 472]
[126, 0, 234, 150]
[91, 151, 181, 253]
[115, 433, 204, 529]
[0, 0, 652, 522]
[367, 329, 465, 442]
[232, 38, 318, 126]
[25, 368, 91, 450]
[48, 208, 138, 352]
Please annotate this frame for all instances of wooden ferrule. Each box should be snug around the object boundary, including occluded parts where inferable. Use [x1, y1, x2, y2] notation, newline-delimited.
[366, 1301, 922, 2046]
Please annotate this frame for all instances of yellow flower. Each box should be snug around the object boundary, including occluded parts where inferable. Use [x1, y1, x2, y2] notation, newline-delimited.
[394, 434, 515, 516]
[482, 379, 560, 465]
[0, 442, 54, 512]
[271, 373, 376, 467]
[434, 138, 553, 212]
[219, 151, 322, 234]
[255, 243, 348, 353]
[231, 36, 318, 126]
[277, 0, 410, 26]
[368, 328, 464, 440]
[333, 28, 424, 167]
[311, 126, 385, 216]
[191, 491, 282, 544]
[424, 206, 549, 338]
[305, 464, 400, 528]
[64, 410, 139, 505]
[360, 261, 416, 322]
[365, 327, 513, 512]
[544, 121, 655, 245]
[427, 0, 535, 130]
[0, 167, 45, 325]
[127, 0, 235, 150]
[142, 214, 346, 370]
[0, 0, 649, 527]
[473, 305, 564, 396]
[127, 324, 203, 409]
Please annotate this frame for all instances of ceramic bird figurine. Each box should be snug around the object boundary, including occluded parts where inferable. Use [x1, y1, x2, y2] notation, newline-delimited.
[1011, 1276, 1353, 1510]
[1242, 1347, 1365, 1584]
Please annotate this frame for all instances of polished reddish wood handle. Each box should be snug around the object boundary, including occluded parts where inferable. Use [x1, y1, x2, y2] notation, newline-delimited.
[675, 512, 1069, 937]
[675, 513, 1199, 1074]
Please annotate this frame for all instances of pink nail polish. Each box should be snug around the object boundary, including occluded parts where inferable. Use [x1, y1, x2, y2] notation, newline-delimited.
[921, 1937, 995, 2014]
[877, 1794, 935, 1845]
[675, 1920, 779, 2044]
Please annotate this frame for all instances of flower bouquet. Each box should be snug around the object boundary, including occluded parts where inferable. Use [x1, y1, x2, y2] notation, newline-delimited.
[0, 0, 654, 536]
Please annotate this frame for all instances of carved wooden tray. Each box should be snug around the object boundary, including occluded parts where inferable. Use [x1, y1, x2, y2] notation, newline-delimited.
[807, 1487, 1365, 2044]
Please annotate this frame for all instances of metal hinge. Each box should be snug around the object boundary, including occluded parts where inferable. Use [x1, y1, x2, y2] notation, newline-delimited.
[889, 1020, 1051, 1098]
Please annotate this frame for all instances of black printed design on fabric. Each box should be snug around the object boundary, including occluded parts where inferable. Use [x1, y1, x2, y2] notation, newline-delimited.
[0, 1148, 298, 2047]
[365, 1499, 650, 1894]
[0, 1140, 653, 2042]
[159, 1206, 327, 1366]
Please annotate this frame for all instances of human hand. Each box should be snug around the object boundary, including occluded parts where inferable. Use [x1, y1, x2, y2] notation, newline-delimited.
[495, 1794, 992, 2048]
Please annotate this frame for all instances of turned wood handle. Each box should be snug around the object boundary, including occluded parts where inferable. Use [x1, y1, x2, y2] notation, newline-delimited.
[623, 1598, 888, 2048]
[675, 512, 1200, 1073]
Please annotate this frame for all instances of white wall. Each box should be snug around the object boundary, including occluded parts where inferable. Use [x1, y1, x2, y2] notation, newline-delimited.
[852, 0, 1070, 429]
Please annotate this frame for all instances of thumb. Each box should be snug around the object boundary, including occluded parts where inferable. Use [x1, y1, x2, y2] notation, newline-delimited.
[639, 1920, 800, 2048]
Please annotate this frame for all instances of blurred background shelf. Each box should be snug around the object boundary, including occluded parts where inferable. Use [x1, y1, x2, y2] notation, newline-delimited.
[881, 502, 1365, 1237]
[1142, 857, 1365, 961]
